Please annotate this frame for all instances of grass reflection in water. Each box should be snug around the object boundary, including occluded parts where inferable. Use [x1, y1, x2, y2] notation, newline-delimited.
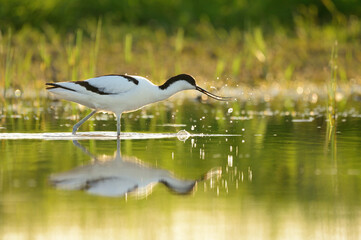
[0, 99, 360, 239]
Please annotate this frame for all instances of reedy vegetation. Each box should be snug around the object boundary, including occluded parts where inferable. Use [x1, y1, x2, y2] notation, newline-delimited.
[0, 15, 360, 103]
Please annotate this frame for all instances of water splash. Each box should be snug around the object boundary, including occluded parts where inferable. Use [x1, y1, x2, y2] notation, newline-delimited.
[177, 130, 190, 141]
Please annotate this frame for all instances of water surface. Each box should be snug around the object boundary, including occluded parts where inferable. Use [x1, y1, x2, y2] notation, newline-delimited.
[0, 98, 360, 239]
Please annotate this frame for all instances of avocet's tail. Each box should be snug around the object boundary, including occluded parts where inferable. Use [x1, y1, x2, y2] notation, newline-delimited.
[45, 82, 96, 109]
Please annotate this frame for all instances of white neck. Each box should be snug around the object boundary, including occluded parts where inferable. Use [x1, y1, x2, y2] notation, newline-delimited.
[156, 81, 194, 101]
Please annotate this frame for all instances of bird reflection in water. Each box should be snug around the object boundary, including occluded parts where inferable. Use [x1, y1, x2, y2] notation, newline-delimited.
[50, 140, 221, 198]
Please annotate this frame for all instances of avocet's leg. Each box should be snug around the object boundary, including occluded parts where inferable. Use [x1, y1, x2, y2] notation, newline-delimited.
[72, 140, 97, 159]
[116, 138, 121, 157]
[72, 110, 97, 135]
[116, 114, 122, 138]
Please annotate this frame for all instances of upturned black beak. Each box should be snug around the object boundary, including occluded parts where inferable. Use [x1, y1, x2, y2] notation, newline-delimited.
[196, 86, 233, 101]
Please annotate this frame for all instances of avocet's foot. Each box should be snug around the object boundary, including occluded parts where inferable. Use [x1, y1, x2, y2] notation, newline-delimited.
[72, 126, 78, 135]
[116, 114, 122, 139]
[71, 110, 97, 136]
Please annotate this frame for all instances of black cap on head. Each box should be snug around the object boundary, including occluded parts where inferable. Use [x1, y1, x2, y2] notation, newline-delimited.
[159, 74, 196, 90]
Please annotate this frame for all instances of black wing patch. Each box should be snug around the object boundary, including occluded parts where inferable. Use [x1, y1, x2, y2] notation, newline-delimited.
[74, 81, 111, 95]
[101, 74, 139, 85]
[120, 75, 139, 85]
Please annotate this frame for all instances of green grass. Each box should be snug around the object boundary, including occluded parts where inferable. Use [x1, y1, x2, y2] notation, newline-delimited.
[89, 18, 102, 77]
[3, 28, 14, 94]
[0, 15, 361, 102]
[327, 41, 338, 127]
[124, 33, 133, 64]
[66, 29, 83, 81]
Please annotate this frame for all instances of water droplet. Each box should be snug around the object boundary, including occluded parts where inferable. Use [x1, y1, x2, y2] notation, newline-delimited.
[296, 86, 304, 95]
[228, 155, 233, 167]
[14, 89, 22, 98]
[177, 130, 190, 141]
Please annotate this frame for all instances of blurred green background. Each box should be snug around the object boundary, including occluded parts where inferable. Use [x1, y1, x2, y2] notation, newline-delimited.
[1, 0, 361, 32]
[1, 0, 361, 96]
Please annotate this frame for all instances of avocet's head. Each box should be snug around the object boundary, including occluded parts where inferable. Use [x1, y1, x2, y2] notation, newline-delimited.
[160, 74, 232, 101]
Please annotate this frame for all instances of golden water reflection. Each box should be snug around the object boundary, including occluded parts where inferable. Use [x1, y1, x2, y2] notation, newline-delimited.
[1, 122, 361, 240]
[2, 199, 360, 240]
